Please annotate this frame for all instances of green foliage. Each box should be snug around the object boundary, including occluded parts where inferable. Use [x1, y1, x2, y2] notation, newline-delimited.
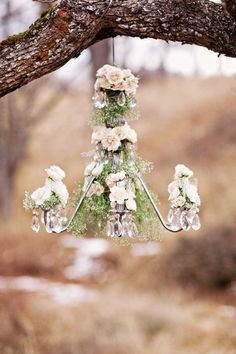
[67, 184, 110, 237]
[92, 92, 137, 127]
[42, 192, 60, 210]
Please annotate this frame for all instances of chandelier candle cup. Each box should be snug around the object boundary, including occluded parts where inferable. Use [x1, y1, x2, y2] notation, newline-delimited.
[23, 64, 201, 243]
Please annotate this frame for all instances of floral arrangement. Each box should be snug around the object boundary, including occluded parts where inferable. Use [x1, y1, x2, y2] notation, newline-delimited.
[167, 164, 201, 231]
[24, 64, 201, 243]
[23, 166, 68, 233]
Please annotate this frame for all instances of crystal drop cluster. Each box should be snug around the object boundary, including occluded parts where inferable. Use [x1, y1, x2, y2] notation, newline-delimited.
[31, 205, 67, 234]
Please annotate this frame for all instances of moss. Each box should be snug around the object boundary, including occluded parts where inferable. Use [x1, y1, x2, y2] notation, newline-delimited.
[0, 7, 54, 49]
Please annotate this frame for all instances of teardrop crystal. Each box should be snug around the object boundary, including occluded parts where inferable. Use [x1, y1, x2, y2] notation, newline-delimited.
[129, 96, 136, 108]
[186, 208, 196, 224]
[192, 214, 201, 231]
[180, 211, 191, 231]
[93, 92, 108, 109]
[32, 214, 40, 233]
[167, 208, 174, 223]
[117, 91, 126, 106]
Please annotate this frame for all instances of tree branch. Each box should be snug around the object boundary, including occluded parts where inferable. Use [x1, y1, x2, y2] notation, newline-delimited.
[0, 0, 236, 97]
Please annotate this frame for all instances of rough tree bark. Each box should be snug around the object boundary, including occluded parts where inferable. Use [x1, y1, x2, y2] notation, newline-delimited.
[0, 0, 236, 97]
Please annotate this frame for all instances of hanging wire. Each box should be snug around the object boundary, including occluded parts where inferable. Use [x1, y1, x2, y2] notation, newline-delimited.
[112, 37, 115, 65]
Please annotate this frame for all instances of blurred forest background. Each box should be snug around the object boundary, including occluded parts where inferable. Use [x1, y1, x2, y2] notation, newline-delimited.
[1, 1, 236, 353]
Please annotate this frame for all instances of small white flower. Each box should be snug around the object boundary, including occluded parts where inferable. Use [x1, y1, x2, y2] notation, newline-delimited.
[31, 186, 51, 206]
[51, 181, 69, 207]
[172, 195, 186, 208]
[102, 130, 121, 151]
[175, 164, 193, 179]
[91, 126, 107, 145]
[84, 161, 96, 176]
[168, 180, 180, 200]
[109, 186, 129, 204]
[45, 165, 65, 181]
[87, 182, 104, 197]
[126, 198, 137, 211]
[185, 183, 201, 206]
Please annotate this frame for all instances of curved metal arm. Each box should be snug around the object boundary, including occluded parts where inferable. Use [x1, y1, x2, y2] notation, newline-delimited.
[136, 175, 182, 233]
[56, 176, 96, 233]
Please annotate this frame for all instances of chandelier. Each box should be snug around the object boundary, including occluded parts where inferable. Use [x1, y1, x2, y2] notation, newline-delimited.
[23, 65, 201, 243]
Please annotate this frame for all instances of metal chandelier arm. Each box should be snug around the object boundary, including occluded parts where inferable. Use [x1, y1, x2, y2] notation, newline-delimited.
[57, 176, 96, 233]
[136, 175, 183, 233]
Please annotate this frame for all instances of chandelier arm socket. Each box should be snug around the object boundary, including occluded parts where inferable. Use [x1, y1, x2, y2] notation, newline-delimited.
[55, 176, 96, 233]
[136, 175, 183, 233]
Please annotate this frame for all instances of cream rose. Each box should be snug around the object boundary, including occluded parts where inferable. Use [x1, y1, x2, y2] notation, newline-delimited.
[91, 126, 107, 145]
[106, 171, 126, 188]
[51, 181, 69, 207]
[102, 130, 121, 151]
[106, 67, 124, 85]
[172, 195, 186, 208]
[185, 183, 201, 206]
[126, 198, 137, 211]
[168, 180, 180, 200]
[45, 165, 65, 181]
[109, 186, 129, 204]
[175, 164, 193, 179]
[31, 186, 51, 206]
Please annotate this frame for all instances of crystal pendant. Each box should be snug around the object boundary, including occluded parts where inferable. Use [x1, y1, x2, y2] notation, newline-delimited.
[122, 214, 137, 238]
[117, 91, 126, 106]
[45, 211, 53, 233]
[186, 208, 196, 224]
[192, 214, 201, 231]
[180, 210, 191, 231]
[170, 208, 181, 231]
[107, 214, 117, 237]
[93, 92, 108, 109]
[129, 96, 136, 108]
[167, 208, 174, 223]
[32, 210, 40, 233]
[114, 214, 123, 237]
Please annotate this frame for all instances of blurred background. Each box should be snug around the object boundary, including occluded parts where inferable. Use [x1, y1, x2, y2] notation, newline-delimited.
[1, 1, 236, 353]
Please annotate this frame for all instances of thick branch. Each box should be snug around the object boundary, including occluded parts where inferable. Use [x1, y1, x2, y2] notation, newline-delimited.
[0, 0, 236, 97]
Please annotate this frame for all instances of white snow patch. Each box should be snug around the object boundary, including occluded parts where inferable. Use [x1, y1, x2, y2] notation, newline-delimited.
[0, 276, 97, 305]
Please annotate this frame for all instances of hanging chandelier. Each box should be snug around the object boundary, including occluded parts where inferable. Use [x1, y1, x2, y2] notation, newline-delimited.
[23, 65, 201, 243]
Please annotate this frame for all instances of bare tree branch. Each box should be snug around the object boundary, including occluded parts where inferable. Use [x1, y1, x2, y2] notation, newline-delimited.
[223, 0, 236, 19]
[0, 0, 236, 98]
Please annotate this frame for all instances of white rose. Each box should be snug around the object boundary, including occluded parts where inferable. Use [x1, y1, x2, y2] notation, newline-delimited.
[175, 164, 193, 179]
[84, 161, 96, 176]
[106, 67, 124, 85]
[113, 126, 127, 141]
[185, 183, 201, 206]
[168, 180, 180, 200]
[87, 182, 104, 197]
[106, 171, 126, 188]
[109, 186, 129, 204]
[122, 124, 137, 144]
[102, 130, 121, 151]
[126, 198, 137, 211]
[45, 165, 65, 181]
[91, 126, 107, 145]
[51, 181, 69, 207]
[96, 64, 111, 77]
[172, 195, 186, 208]
[92, 163, 104, 177]
[31, 186, 51, 206]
